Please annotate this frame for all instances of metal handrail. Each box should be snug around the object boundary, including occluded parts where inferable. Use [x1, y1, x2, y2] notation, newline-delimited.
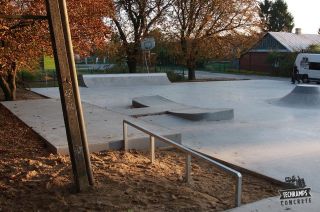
[123, 119, 242, 207]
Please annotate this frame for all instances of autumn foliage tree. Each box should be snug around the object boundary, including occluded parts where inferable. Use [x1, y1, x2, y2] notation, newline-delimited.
[0, 0, 46, 100]
[112, 0, 171, 73]
[0, 0, 113, 101]
[170, 0, 261, 80]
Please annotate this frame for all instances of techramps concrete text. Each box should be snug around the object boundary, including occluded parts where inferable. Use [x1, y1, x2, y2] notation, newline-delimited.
[130, 95, 234, 121]
[274, 84, 320, 108]
[81, 73, 171, 88]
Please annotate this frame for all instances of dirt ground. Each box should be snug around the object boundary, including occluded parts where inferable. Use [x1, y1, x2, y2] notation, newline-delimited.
[0, 89, 285, 211]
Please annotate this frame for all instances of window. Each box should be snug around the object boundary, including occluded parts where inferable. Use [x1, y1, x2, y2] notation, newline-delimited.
[309, 62, 320, 70]
[300, 57, 309, 69]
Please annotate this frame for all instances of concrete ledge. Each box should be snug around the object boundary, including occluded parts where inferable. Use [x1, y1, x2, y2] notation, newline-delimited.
[82, 73, 171, 88]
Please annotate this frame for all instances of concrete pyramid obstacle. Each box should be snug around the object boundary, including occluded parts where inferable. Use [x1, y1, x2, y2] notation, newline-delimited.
[132, 95, 234, 121]
[276, 84, 320, 108]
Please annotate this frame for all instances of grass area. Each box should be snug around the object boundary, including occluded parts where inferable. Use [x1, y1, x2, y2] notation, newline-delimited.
[204, 65, 287, 77]
[204, 62, 233, 72]
[25, 81, 59, 88]
[203, 61, 291, 77]
[205, 68, 274, 76]
[44, 56, 55, 70]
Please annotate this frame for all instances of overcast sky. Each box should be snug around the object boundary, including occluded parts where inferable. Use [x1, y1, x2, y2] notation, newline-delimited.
[285, 0, 319, 34]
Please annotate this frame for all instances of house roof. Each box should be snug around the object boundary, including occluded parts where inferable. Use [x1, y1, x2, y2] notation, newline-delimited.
[268, 32, 320, 52]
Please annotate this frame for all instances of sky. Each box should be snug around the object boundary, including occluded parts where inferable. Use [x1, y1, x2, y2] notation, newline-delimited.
[285, 0, 320, 34]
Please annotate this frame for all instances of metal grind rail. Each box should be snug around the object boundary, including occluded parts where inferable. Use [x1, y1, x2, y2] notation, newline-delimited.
[123, 119, 242, 207]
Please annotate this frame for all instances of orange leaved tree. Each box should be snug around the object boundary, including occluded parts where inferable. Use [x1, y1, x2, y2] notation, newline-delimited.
[170, 0, 261, 80]
[0, 0, 113, 101]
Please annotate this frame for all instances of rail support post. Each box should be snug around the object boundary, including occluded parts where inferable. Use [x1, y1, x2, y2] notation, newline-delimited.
[123, 121, 128, 151]
[150, 136, 155, 163]
[235, 174, 242, 207]
[185, 154, 192, 183]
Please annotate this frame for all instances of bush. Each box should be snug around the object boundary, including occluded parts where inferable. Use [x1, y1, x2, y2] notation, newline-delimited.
[19, 70, 37, 81]
[166, 71, 185, 82]
[266, 52, 297, 77]
[306, 44, 320, 53]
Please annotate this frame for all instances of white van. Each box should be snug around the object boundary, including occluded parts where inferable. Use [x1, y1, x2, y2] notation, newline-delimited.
[294, 53, 320, 82]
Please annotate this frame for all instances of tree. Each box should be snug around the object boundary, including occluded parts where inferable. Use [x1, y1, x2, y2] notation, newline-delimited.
[266, 51, 297, 76]
[0, 0, 113, 101]
[112, 0, 171, 73]
[0, 0, 47, 101]
[259, 0, 272, 25]
[170, 0, 261, 80]
[306, 44, 320, 53]
[259, 0, 294, 32]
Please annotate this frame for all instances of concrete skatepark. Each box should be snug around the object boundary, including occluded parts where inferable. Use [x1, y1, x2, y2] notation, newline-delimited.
[2, 72, 320, 211]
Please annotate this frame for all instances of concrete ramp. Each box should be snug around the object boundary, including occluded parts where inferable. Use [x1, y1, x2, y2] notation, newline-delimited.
[82, 73, 171, 88]
[275, 84, 320, 108]
[131, 95, 234, 121]
[132, 95, 182, 108]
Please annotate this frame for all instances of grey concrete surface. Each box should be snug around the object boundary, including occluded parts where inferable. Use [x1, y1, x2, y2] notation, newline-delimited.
[2, 99, 181, 154]
[82, 73, 170, 88]
[227, 192, 320, 212]
[31, 78, 320, 193]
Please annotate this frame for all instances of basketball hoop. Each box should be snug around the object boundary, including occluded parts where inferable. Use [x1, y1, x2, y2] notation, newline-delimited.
[141, 37, 155, 50]
[141, 37, 155, 73]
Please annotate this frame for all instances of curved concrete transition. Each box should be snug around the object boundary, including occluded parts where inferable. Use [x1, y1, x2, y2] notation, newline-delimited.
[275, 84, 320, 108]
[132, 95, 234, 121]
[81, 73, 171, 88]
[168, 108, 234, 121]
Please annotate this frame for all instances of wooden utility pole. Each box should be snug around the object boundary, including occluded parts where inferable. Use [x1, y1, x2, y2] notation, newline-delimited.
[45, 0, 93, 191]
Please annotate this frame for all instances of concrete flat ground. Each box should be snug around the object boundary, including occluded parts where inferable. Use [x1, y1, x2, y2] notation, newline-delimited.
[30, 76, 320, 195]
